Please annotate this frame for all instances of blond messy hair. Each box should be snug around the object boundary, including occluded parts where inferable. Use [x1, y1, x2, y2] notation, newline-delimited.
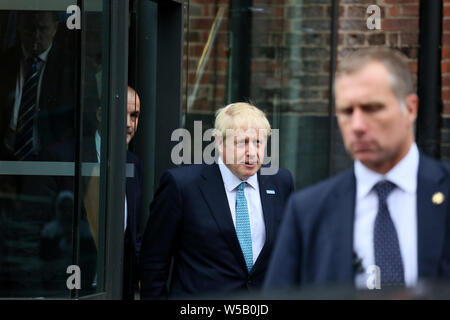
[214, 102, 271, 141]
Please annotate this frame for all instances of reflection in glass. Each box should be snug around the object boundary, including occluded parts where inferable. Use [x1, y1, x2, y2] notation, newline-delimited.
[0, 5, 103, 298]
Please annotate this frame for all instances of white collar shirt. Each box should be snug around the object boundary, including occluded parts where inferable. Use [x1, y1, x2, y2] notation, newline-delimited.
[218, 157, 266, 264]
[354, 143, 419, 288]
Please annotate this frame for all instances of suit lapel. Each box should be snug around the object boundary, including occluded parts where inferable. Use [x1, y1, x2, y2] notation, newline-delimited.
[417, 154, 448, 278]
[199, 164, 248, 271]
[251, 171, 277, 272]
[330, 169, 356, 280]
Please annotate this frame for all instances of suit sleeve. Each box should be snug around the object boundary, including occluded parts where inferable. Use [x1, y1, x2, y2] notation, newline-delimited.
[263, 195, 302, 292]
[139, 170, 182, 300]
[286, 169, 295, 195]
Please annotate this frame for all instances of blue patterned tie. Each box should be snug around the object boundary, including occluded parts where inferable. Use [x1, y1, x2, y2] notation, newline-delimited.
[373, 180, 405, 286]
[15, 56, 39, 160]
[235, 182, 253, 272]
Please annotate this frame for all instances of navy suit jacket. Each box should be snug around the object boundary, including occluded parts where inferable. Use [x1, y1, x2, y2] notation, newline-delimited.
[140, 163, 294, 299]
[123, 150, 143, 299]
[264, 153, 450, 290]
[0, 42, 98, 160]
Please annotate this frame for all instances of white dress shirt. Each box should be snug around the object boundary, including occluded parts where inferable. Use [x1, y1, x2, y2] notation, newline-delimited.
[218, 157, 266, 264]
[354, 143, 419, 288]
[96, 130, 127, 231]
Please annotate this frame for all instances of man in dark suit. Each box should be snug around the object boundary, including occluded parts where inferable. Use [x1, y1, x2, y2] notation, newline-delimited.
[264, 47, 450, 293]
[0, 11, 95, 296]
[37, 86, 143, 298]
[0, 10, 98, 161]
[121, 86, 143, 300]
[139, 102, 294, 299]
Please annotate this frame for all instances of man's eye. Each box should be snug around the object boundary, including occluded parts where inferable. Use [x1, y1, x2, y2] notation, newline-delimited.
[363, 104, 383, 112]
[337, 108, 352, 116]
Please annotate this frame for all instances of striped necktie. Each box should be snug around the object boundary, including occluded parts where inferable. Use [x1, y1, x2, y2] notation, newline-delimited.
[15, 56, 39, 160]
[373, 180, 405, 287]
[235, 182, 253, 272]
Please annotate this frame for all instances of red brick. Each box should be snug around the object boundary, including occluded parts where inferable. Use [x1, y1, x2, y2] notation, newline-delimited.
[401, 4, 419, 17]
[388, 33, 399, 46]
[409, 62, 417, 73]
[389, 6, 399, 17]
[189, 44, 205, 56]
[442, 61, 450, 73]
[443, 89, 450, 101]
[384, 0, 418, 3]
[443, 46, 450, 59]
[443, 102, 450, 115]
[444, 20, 450, 31]
[400, 33, 419, 46]
[382, 18, 419, 31]
[443, 34, 450, 45]
[190, 18, 215, 30]
[443, 75, 450, 87]
[346, 5, 367, 18]
[368, 33, 386, 45]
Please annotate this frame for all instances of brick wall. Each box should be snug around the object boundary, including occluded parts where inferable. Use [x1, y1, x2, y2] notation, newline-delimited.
[185, 0, 422, 117]
[184, 0, 450, 185]
[184, 0, 230, 114]
[338, 0, 419, 82]
[442, 0, 450, 162]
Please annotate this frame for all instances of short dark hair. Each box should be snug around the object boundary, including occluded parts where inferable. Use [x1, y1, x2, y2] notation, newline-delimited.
[16, 10, 59, 25]
[336, 47, 415, 104]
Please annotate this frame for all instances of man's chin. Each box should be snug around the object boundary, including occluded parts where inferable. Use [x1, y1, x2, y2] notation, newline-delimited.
[352, 150, 376, 162]
[239, 164, 260, 178]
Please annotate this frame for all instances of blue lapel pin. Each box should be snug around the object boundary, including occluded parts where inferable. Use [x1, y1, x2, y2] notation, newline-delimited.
[266, 189, 275, 195]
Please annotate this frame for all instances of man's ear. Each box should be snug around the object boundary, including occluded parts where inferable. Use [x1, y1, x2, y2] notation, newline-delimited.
[404, 93, 418, 124]
[96, 107, 102, 123]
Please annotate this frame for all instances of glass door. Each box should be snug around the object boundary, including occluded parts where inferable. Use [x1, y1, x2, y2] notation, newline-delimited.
[0, 0, 109, 298]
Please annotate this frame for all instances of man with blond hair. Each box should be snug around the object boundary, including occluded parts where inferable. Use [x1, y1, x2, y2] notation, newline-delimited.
[264, 47, 450, 293]
[140, 102, 294, 299]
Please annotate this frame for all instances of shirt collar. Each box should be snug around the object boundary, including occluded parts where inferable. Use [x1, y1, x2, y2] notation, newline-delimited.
[22, 42, 53, 63]
[354, 142, 419, 199]
[95, 130, 101, 162]
[218, 156, 258, 192]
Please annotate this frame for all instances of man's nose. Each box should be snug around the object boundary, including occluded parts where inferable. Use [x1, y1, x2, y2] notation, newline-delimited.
[246, 141, 257, 157]
[126, 114, 131, 128]
[351, 109, 367, 133]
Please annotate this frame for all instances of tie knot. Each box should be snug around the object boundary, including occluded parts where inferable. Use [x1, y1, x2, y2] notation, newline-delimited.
[25, 56, 39, 74]
[374, 180, 396, 202]
[238, 182, 247, 192]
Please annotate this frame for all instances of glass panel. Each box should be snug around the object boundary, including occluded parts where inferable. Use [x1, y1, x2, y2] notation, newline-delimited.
[184, 0, 334, 190]
[79, 0, 106, 297]
[0, 0, 105, 298]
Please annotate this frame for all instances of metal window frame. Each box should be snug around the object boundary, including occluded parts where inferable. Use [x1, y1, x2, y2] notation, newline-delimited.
[102, 0, 129, 300]
[79, 0, 129, 300]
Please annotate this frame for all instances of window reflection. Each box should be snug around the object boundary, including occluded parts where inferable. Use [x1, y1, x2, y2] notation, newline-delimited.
[0, 7, 103, 298]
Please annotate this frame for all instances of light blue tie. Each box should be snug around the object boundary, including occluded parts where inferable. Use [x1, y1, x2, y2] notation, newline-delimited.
[236, 182, 253, 272]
